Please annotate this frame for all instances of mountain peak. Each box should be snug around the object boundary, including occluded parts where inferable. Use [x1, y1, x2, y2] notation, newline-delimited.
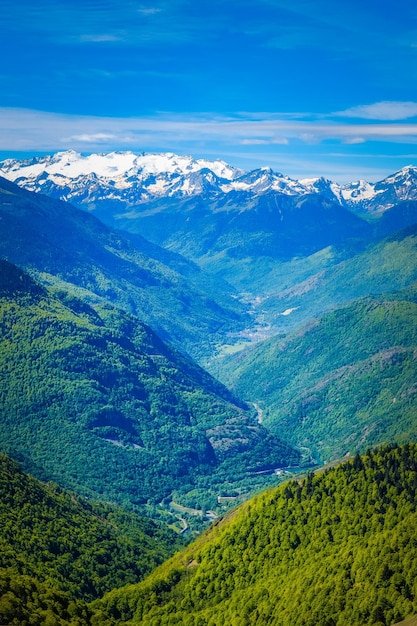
[0, 150, 242, 187]
[0, 151, 416, 214]
[385, 164, 417, 182]
[399, 164, 417, 173]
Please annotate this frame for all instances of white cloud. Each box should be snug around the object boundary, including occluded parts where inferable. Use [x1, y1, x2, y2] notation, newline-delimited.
[343, 137, 366, 145]
[1, 107, 417, 184]
[64, 133, 117, 143]
[240, 138, 289, 145]
[335, 101, 417, 121]
[79, 34, 123, 43]
[1, 108, 417, 153]
[137, 7, 162, 15]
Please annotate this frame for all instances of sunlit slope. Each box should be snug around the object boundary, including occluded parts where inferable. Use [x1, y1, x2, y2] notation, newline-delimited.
[93, 444, 417, 626]
[223, 292, 417, 462]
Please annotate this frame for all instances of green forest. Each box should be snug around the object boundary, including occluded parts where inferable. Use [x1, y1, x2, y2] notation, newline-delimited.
[0, 453, 181, 626]
[94, 443, 417, 626]
[222, 290, 417, 462]
[3, 444, 417, 625]
[0, 260, 300, 517]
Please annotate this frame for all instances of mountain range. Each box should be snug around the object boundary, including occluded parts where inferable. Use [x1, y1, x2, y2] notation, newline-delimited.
[2, 149, 417, 624]
[2, 150, 417, 214]
[1, 154, 417, 472]
[0, 175, 247, 362]
[3, 151, 417, 345]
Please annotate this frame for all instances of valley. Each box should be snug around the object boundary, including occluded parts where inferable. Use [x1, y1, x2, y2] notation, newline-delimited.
[1, 151, 417, 625]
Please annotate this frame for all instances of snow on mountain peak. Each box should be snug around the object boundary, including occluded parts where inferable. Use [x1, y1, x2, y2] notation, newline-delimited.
[0, 150, 242, 184]
[0, 151, 416, 213]
[338, 179, 377, 203]
[383, 164, 417, 184]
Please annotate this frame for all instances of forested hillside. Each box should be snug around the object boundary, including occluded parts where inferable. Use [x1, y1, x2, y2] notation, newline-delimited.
[0, 453, 180, 626]
[1, 158, 417, 626]
[221, 291, 417, 462]
[93, 444, 417, 626]
[239, 222, 417, 336]
[0, 260, 300, 512]
[4, 443, 417, 626]
[0, 176, 246, 361]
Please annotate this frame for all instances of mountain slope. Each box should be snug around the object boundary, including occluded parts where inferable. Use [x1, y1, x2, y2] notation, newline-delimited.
[93, 444, 417, 626]
[0, 260, 300, 511]
[3, 150, 373, 273]
[0, 453, 179, 603]
[3, 152, 417, 253]
[4, 153, 417, 345]
[0, 176, 246, 361]
[113, 190, 372, 266]
[4, 152, 417, 311]
[238, 222, 417, 339]
[220, 292, 417, 462]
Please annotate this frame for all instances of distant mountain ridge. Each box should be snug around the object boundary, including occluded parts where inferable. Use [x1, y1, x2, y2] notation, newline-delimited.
[2, 153, 417, 354]
[3, 152, 417, 284]
[0, 175, 247, 361]
[1, 150, 417, 213]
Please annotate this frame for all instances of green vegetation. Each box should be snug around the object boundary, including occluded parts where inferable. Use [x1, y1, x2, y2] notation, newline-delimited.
[202, 224, 417, 363]
[0, 573, 91, 626]
[251, 224, 417, 335]
[0, 260, 300, 513]
[1, 178, 417, 625]
[0, 176, 247, 362]
[0, 453, 181, 625]
[93, 444, 417, 626]
[220, 292, 417, 462]
[115, 191, 371, 269]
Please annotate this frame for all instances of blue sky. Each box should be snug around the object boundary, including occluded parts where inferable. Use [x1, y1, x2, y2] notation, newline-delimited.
[1, 0, 417, 181]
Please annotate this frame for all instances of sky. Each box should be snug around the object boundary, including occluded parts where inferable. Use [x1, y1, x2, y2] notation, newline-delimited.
[1, 0, 417, 182]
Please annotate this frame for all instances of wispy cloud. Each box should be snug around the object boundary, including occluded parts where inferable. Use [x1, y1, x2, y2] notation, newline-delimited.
[1, 1, 173, 46]
[240, 138, 289, 145]
[64, 133, 117, 143]
[335, 101, 417, 121]
[342, 137, 366, 145]
[1, 0, 230, 48]
[1, 106, 417, 182]
[79, 34, 123, 43]
[137, 7, 162, 16]
[1, 107, 417, 152]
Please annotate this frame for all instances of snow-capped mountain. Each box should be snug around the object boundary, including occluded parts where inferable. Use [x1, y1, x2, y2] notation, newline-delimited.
[1, 150, 417, 216]
[0, 149, 241, 182]
[333, 165, 417, 212]
[0, 150, 244, 204]
[0, 150, 340, 204]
